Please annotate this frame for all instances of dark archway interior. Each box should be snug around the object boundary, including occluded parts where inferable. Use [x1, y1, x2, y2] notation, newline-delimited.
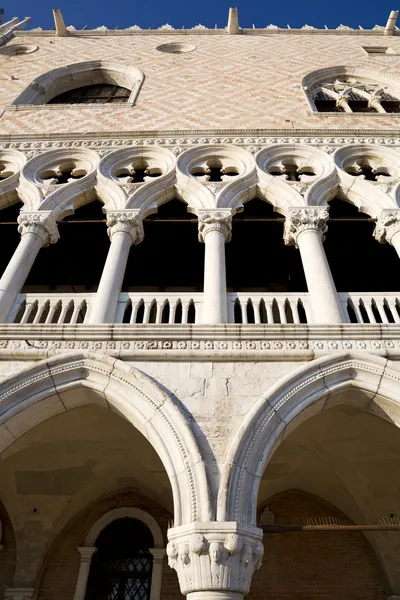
[0, 197, 398, 294]
[325, 198, 399, 292]
[123, 199, 203, 291]
[226, 198, 307, 292]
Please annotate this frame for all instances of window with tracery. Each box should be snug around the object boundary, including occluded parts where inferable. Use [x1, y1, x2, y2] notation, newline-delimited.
[85, 517, 154, 600]
[312, 77, 400, 113]
[49, 84, 130, 104]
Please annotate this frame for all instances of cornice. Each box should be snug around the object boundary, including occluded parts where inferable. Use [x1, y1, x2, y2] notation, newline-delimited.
[0, 129, 399, 156]
[0, 323, 399, 361]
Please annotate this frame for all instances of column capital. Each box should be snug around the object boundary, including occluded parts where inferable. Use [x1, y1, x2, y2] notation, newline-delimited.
[77, 546, 97, 562]
[284, 206, 329, 247]
[149, 547, 166, 562]
[167, 522, 264, 596]
[106, 210, 144, 245]
[198, 210, 233, 243]
[17, 211, 59, 246]
[374, 210, 400, 245]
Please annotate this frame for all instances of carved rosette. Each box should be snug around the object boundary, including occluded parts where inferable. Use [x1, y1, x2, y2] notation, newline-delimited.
[284, 207, 329, 247]
[17, 212, 60, 246]
[374, 210, 400, 245]
[106, 210, 144, 245]
[167, 523, 264, 596]
[198, 210, 233, 243]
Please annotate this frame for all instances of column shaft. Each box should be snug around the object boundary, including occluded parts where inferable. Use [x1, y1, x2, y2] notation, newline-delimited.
[203, 229, 228, 324]
[297, 228, 344, 324]
[389, 230, 400, 259]
[89, 231, 132, 324]
[0, 233, 43, 322]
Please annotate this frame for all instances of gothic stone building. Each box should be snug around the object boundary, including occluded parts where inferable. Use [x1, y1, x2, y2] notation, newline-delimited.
[1, 8, 400, 600]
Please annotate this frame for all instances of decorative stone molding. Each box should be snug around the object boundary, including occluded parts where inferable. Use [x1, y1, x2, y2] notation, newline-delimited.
[198, 210, 233, 243]
[374, 210, 400, 245]
[106, 210, 144, 245]
[96, 146, 176, 212]
[167, 522, 264, 596]
[17, 211, 59, 245]
[177, 145, 256, 212]
[19, 148, 100, 219]
[0, 150, 27, 208]
[256, 143, 338, 208]
[283, 207, 329, 247]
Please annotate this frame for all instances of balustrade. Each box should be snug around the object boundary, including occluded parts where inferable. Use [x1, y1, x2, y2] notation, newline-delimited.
[7, 291, 400, 325]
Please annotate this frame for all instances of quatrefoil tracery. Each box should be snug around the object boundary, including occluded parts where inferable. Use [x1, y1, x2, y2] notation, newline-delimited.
[344, 159, 392, 182]
[190, 160, 239, 183]
[0, 162, 16, 180]
[40, 162, 87, 185]
[114, 161, 163, 184]
[268, 160, 316, 182]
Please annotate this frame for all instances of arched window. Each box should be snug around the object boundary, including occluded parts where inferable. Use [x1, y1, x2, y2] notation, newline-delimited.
[85, 517, 154, 600]
[49, 83, 131, 105]
[303, 67, 400, 114]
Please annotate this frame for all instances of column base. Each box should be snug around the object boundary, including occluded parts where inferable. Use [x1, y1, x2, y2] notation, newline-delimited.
[188, 593, 243, 600]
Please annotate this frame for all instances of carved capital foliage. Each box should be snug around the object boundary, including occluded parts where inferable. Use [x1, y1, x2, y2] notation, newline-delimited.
[17, 212, 59, 246]
[374, 210, 400, 245]
[198, 210, 233, 243]
[284, 206, 329, 247]
[167, 523, 264, 596]
[106, 210, 144, 245]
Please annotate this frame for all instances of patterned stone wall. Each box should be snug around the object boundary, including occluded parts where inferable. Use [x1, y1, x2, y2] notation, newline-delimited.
[2, 32, 400, 133]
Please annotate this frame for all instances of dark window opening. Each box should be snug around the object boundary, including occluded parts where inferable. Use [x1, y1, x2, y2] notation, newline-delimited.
[381, 100, 400, 112]
[123, 199, 204, 292]
[23, 200, 109, 293]
[0, 202, 23, 280]
[49, 84, 130, 105]
[325, 198, 400, 292]
[226, 198, 307, 292]
[85, 518, 154, 600]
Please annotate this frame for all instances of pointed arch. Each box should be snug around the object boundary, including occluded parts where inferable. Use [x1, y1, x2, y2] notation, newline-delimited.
[218, 351, 400, 524]
[0, 351, 211, 525]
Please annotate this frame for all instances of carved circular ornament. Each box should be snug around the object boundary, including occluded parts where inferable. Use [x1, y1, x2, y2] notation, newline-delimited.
[0, 44, 39, 56]
[156, 43, 196, 54]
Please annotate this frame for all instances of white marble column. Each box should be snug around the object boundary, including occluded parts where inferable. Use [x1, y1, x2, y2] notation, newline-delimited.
[88, 210, 144, 324]
[284, 207, 345, 324]
[374, 210, 400, 259]
[149, 548, 166, 600]
[198, 210, 232, 324]
[73, 546, 97, 600]
[0, 212, 59, 323]
[167, 522, 264, 600]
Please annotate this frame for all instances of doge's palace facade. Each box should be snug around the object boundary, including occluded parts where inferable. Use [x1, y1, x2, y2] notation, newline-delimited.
[1, 8, 400, 600]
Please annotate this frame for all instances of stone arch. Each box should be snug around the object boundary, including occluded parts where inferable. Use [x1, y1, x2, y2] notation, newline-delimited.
[12, 60, 144, 106]
[0, 351, 211, 526]
[85, 507, 163, 548]
[218, 351, 400, 524]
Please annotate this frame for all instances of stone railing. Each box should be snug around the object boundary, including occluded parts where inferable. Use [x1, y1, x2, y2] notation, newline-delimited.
[8, 291, 400, 325]
[114, 292, 203, 324]
[340, 292, 400, 324]
[8, 293, 93, 324]
[228, 293, 310, 324]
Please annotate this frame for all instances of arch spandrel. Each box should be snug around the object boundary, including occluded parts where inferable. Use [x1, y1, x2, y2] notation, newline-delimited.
[0, 351, 211, 526]
[218, 351, 400, 525]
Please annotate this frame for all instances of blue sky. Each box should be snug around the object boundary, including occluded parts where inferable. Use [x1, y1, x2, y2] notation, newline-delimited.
[6, 0, 400, 31]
